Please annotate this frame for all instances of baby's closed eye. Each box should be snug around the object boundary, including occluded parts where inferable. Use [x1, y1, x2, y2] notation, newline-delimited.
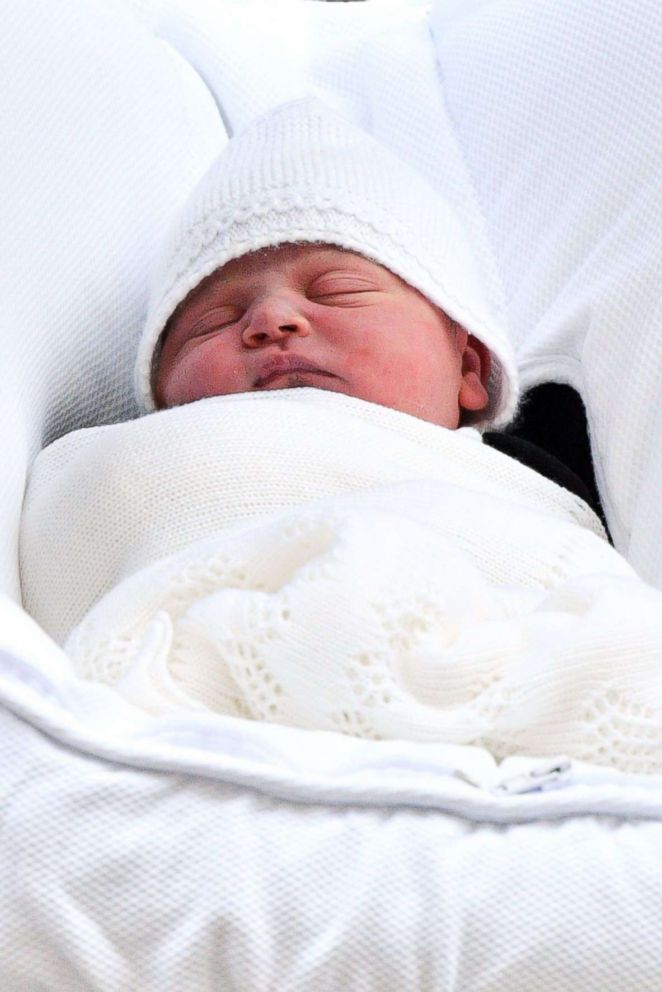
[309, 276, 380, 303]
[189, 306, 244, 336]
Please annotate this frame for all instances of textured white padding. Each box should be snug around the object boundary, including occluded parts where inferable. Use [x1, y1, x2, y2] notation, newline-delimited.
[0, 0, 224, 598]
[1, 679, 662, 992]
[431, 0, 662, 585]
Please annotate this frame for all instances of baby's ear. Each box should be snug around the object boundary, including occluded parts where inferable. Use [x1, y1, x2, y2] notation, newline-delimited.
[458, 333, 491, 413]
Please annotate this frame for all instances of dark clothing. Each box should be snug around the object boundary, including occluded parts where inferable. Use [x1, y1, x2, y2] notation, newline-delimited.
[483, 383, 611, 541]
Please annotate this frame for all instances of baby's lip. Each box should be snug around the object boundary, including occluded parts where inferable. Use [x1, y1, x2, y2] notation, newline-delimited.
[254, 356, 334, 387]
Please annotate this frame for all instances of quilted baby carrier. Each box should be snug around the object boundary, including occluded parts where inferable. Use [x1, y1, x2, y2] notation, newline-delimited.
[2, 1, 662, 989]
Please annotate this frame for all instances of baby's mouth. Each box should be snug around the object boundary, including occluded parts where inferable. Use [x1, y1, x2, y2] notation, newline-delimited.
[254, 368, 335, 388]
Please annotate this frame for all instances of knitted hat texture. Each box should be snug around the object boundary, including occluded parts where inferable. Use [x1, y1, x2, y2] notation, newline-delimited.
[135, 97, 519, 426]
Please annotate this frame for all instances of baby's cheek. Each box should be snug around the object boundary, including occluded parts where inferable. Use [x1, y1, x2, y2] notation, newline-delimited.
[159, 348, 244, 406]
[347, 330, 395, 369]
[371, 349, 422, 388]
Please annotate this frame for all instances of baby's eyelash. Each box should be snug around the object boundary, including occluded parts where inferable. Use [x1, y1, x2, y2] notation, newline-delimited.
[314, 291, 364, 299]
[311, 289, 376, 306]
[309, 273, 378, 296]
[190, 309, 243, 335]
[316, 286, 370, 294]
[310, 282, 377, 299]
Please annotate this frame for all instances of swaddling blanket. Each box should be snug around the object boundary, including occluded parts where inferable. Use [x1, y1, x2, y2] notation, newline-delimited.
[20, 388, 662, 772]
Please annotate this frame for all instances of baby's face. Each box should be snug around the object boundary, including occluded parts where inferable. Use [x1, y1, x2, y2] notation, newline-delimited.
[154, 243, 489, 428]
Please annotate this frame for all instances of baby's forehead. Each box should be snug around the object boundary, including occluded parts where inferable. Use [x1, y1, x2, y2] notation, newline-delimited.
[214, 242, 379, 282]
[171, 243, 388, 316]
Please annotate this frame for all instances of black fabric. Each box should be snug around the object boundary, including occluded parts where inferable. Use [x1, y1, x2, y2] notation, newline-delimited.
[483, 383, 611, 541]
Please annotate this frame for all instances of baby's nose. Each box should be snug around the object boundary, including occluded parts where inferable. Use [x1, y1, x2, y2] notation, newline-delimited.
[242, 293, 311, 345]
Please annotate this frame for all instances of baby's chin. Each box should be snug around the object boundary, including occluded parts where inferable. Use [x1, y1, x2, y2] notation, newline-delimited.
[249, 374, 399, 416]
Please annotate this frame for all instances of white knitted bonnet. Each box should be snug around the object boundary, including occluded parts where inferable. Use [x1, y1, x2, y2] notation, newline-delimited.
[135, 96, 518, 426]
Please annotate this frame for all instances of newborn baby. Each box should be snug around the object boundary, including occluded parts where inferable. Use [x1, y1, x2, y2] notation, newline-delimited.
[20, 98, 662, 772]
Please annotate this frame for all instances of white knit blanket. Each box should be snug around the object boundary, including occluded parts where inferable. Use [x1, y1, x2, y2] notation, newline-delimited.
[19, 388, 662, 772]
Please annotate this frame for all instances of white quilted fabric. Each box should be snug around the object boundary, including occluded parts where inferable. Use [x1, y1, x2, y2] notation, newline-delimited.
[1, 634, 662, 992]
[431, 0, 662, 585]
[0, 0, 224, 599]
[2, 708, 661, 992]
